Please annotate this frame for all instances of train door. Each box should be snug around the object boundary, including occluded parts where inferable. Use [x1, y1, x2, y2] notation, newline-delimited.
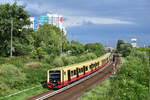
[67, 70, 71, 82]
[83, 66, 86, 75]
[62, 70, 64, 84]
[76, 68, 79, 78]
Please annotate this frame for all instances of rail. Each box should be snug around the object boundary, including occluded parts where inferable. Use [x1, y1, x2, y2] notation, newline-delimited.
[35, 62, 113, 100]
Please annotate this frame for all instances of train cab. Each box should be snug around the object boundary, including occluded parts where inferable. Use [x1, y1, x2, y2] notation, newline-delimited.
[47, 70, 62, 88]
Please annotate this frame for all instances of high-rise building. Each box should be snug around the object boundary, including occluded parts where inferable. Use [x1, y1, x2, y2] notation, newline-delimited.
[29, 17, 34, 29]
[29, 13, 66, 35]
[131, 38, 137, 47]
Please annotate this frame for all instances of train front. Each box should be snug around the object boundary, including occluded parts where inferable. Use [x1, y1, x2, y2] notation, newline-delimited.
[47, 70, 62, 89]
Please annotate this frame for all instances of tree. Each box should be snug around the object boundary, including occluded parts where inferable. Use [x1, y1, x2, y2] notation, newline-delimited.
[85, 43, 105, 56]
[0, 3, 31, 56]
[32, 24, 67, 59]
[117, 40, 125, 51]
[117, 40, 132, 57]
[68, 40, 85, 56]
[109, 50, 149, 100]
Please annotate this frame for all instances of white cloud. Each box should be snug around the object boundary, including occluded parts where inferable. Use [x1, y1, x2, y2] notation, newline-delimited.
[17, 1, 135, 28]
[63, 16, 135, 28]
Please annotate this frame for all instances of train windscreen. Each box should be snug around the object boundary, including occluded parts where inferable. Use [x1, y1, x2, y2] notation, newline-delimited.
[49, 70, 61, 82]
[51, 74, 60, 79]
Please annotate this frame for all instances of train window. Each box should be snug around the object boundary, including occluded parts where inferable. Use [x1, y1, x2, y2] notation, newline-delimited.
[63, 71, 66, 75]
[92, 64, 94, 68]
[94, 63, 96, 67]
[97, 62, 99, 66]
[85, 66, 88, 71]
[71, 71, 74, 76]
[81, 68, 83, 72]
[74, 70, 76, 75]
[96, 63, 98, 66]
[91, 64, 93, 68]
[79, 68, 81, 73]
[89, 65, 92, 69]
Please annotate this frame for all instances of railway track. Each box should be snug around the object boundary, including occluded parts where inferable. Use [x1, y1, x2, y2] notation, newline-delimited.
[27, 58, 120, 100]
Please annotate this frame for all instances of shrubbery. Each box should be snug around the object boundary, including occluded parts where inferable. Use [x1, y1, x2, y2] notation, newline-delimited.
[0, 3, 107, 98]
[117, 40, 132, 57]
[52, 57, 64, 67]
[81, 48, 149, 100]
[61, 54, 77, 66]
[109, 49, 149, 100]
[52, 53, 97, 67]
[0, 81, 10, 95]
[0, 64, 26, 88]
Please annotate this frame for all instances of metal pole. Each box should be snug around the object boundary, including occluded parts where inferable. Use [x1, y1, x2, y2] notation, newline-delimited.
[10, 20, 13, 57]
[61, 29, 63, 55]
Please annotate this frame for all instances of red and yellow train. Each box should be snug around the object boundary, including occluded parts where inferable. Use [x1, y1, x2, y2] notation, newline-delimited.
[47, 53, 113, 89]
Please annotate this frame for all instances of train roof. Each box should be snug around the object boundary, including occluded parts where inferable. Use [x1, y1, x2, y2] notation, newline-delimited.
[49, 53, 111, 71]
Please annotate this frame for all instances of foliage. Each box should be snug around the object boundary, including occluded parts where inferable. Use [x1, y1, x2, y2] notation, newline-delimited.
[24, 66, 48, 85]
[0, 56, 35, 67]
[85, 52, 97, 59]
[81, 80, 110, 100]
[117, 40, 125, 51]
[0, 3, 31, 56]
[13, 29, 35, 56]
[0, 81, 10, 95]
[109, 49, 149, 100]
[85, 42, 105, 57]
[32, 24, 67, 59]
[0, 64, 26, 88]
[60, 54, 77, 66]
[117, 40, 132, 57]
[81, 49, 149, 100]
[0, 3, 107, 97]
[78, 53, 97, 62]
[24, 62, 41, 68]
[52, 57, 64, 67]
[43, 54, 55, 64]
[67, 40, 85, 56]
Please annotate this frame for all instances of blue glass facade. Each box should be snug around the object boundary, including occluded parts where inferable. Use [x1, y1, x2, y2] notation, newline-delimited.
[38, 15, 49, 25]
[31, 14, 65, 34]
[34, 17, 38, 31]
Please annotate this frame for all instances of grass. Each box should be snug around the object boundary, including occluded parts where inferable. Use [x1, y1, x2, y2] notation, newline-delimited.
[0, 53, 100, 99]
[80, 80, 110, 100]
[0, 85, 47, 100]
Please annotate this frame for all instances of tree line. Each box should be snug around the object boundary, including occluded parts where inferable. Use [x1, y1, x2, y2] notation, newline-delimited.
[0, 3, 106, 96]
[0, 3, 105, 59]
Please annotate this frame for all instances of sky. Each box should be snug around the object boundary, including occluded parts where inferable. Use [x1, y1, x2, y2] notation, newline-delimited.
[1, 0, 150, 46]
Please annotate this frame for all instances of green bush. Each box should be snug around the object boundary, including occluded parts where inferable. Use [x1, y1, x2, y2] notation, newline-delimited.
[30, 49, 38, 59]
[52, 57, 64, 67]
[0, 64, 26, 88]
[84, 53, 97, 60]
[23, 64, 52, 85]
[24, 62, 41, 68]
[109, 50, 149, 100]
[61, 55, 77, 66]
[0, 81, 10, 95]
[78, 55, 88, 62]
[43, 54, 55, 64]
[78, 53, 97, 62]
[81, 80, 110, 100]
[5, 57, 24, 68]
[0, 56, 34, 67]
[36, 47, 47, 60]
